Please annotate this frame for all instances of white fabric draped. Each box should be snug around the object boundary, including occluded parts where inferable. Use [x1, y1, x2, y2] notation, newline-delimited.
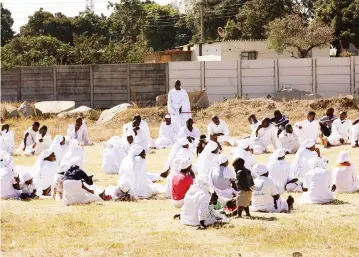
[268, 158, 293, 194]
[0, 151, 20, 199]
[63, 180, 102, 205]
[32, 150, 57, 195]
[333, 165, 359, 193]
[278, 130, 299, 154]
[207, 120, 235, 146]
[31, 132, 52, 155]
[59, 140, 86, 173]
[167, 88, 191, 129]
[155, 122, 178, 149]
[294, 120, 320, 143]
[50, 135, 68, 166]
[67, 121, 91, 145]
[250, 124, 278, 154]
[328, 119, 352, 145]
[232, 148, 257, 177]
[197, 141, 218, 183]
[351, 122, 359, 146]
[0, 130, 14, 154]
[290, 148, 319, 181]
[102, 137, 129, 174]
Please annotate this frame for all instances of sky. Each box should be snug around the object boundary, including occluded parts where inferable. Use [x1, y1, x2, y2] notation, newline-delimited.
[2, 0, 172, 33]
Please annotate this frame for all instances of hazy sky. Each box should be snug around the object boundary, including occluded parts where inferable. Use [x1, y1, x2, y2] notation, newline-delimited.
[2, 0, 172, 33]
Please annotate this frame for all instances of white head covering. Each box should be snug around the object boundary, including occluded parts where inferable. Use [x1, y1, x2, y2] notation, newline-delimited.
[179, 157, 192, 170]
[214, 154, 228, 165]
[301, 139, 315, 149]
[22, 172, 33, 182]
[195, 177, 211, 193]
[165, 114, 171, 119]
[129, 144, 144, 156]
[336, 151, 350, 163]
[237, 139, 250, 150]
[178, 137, 189, 146]
[50, 135, 65, 163]
[119, 181, 130, 193]
[59, 139, 85, 172]
[206, 140, 218, 152]
[269, 149, 286, 163]
[253, 164, 268, 176]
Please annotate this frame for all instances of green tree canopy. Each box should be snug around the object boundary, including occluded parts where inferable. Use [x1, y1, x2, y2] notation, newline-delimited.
[1, 3, 15, 46]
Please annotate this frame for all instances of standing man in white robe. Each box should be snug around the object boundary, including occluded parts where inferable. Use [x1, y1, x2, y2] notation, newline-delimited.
[67, 117, 91, 146]
[294, 111, 320, 143]
[352, 118, 359, 147]
[178, 118, 200, 146]
[207, 116, 235, 146]
[233, 140, 257, 177]
[326, 111, 352, 147]
[250, 118, 278, 154]
[278, 124, 299, 154]
[332, 151, 359, 193]
[168, 80, 191, 130]
[250, 164, 294, 213]
[20, 122, 40, 153]
[290, 139, 320, 181]
[155, 114, 178, 149]
[1, 124, 15, 155]
[301, 157, 336, 204]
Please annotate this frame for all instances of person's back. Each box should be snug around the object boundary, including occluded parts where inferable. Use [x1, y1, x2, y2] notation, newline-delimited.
[171, 172, 193, 201]
[251, 176, 278, 211]
[333, 165, 357, 193]
[181, 187, 209, 226]
[211, 166, 232, 191]
[268, 159, 291, 194]
[305, 168, 333, 203]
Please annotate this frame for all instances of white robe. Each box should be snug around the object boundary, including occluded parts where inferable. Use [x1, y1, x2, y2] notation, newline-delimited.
[268, 159, 293, 194]
[232, 148, 257, 177]
[332, 165, 359, 193]
[102, 137, 129, 174]
[63, 180, 102, 206]
[181, 184, 228, 226]
[351, 122, 359, 146]
[278, 131, 299, 154]
[291, 149, 319, 181]
[250, 176, 288, 213]
[123, 122, 150, 152]
[50, 135, 68, 166]
[250, 125, 278, 154]
[67, 122, 91, 145]
[178, 126, 200, 142]
[167, 88, 191, 129]
[32, 160, 57, 194]
[32, 132, 52, 155]
[117, 155, 152, 199]
[207, 120, 235, 146]
[59, 141, 86, 173]
[294, 120, 320, 143]
[197, 150, 218, 183]
[20, 128, 37, 149]
[1, 130, 14, 154]
[327, 119, 352, 146]
[209, 166, 236, 205]
[0, 153, 20, 199]
[301, 167, 335, 204]
[155, 122, 178, 149]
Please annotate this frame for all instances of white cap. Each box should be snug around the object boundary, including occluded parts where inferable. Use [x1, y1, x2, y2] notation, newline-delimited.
[336, 151, 350, 163]
[22, 172, 33, 182]
[120, 181, 130, 193]
[253, 164, 268, 176]
[273, 149, 286, 159]
[179, 157, 192, 170]
[214, 154, 228, 165]
[301, 139, 315, 149]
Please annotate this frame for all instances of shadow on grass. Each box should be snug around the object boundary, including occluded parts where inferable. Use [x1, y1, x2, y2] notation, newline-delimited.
[320, 199, 349, 205]
[249, 216, 278, 221]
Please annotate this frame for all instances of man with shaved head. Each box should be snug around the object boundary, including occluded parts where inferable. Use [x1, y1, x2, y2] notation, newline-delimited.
[207, 115, 236, 146]
[168, 80, 191, 130]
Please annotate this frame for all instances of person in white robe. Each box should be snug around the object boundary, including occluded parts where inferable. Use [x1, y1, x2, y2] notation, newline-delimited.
[301, 157, 336, 204]
[267, 149, 301, 194]
[181, 178, 229, 228]
[250, 164, 293, 213]
[351, 118, 359, 147]
[290, 139, 320, 181]
[50, 135, 68, 166]
[0, 151, 20, 199]
[162, 138, 193, 198]
[197, 141, 219, 183]
[332, 151, 359, 193]
[209, 154, 237, 206]
[67, 117, 91, 145]
[1, 124, 15, 154]
[278, 124, 299, 154]
[117, 145, 152, 199]
[32, 149, 57, 196]
[248, 114, 260, 132]
[250, 118, 278, 154]
[178, 118, 200, 147]
[207, 116, 236, 146]
[20, 122, 40, 152]
[155, 114, 178, 149]
[31, 126, 52, 155]
[123, 118, 150, 152]
[326, 112, 352, 147]
[232, 140, 257, 177]
[168, 80, 191, 130]
[294, 111, 320, 143]
[102, 134, 134, 174]
[59, 139, 86, 173]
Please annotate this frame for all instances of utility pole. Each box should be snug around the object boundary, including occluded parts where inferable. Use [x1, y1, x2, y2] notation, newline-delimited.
[199, 1, 204, 56]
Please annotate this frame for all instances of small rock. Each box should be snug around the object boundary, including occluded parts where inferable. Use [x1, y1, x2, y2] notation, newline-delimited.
[97, 103, 132, 124]
[272, 88, 322, 102]
[34, 101, 75, 115]
[17, 101, 35, 117]
[4, 105, 18, 118]
[57, 106, 94, 118]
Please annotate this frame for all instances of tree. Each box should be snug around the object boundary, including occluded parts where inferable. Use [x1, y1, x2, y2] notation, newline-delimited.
[1, 3, 15, 46]
[104, 40, 153, 63]
[72, 34, 107, 64]
[267, 14, 334, 58]
[315, 0, 359, 55]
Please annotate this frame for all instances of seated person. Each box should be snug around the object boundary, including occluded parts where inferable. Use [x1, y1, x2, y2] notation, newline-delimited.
[155, 114, 178, 150]
[250, 164, 294, 213]
[294, 111, 320, 143]
[67, 117, 91, 146]
[319, 108, 337, 137]
[1, 124, 15, 154]
[196, 135, 208, 156]
[178, 118, 200, 145]
[19, 172, 38, 201]
[250, 118, 278, 154]
[270, 110, 289, 136]
[31, 125, 52, 155]
[207, 116, 235, 146]
[233, 140, 257, 177]
[248, 114, 259, 132]
[352, 117, 359, 147]
[332, 151, 358, 193]
[20, 122, 40, 153]
[278, 124, 299, 154]
[301, 157, 336, 204]
[0, 151, 20, 199]
[325, 112, 352, 148]
[171, 157, 194, 208]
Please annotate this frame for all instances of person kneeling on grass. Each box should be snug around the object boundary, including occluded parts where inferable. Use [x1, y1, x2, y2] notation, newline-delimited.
[180, 178, 229, 229]
[62, 165, 105, 205]
[250, 164, 294, 213]
[19, 172, 38, 201]
[171, 157, 194, 208]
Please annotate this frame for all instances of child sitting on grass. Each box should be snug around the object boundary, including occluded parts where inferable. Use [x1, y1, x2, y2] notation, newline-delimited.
[20, 172, 38, 201]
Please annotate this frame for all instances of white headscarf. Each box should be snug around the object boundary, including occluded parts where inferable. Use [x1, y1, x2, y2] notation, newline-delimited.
[197, 141, 219, 181]
[50, 135, 66, 164]
[237, 139, 250, 150]
[253, 164, 268, 176]
[59, 139, 85, 172]
[336, 151, 350, 163]
[179, 157, 192, 170]
[301, 139, 316, 149]
[269, 149, 286, 163]
[214, 154, 228, 165]
[22, 171, 33, 182]
[162, 138, 190, 172]
[32, 149, 57, 192]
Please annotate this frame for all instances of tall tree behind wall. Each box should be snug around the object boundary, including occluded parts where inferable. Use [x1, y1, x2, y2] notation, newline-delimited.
[1, 3, 15, 46]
